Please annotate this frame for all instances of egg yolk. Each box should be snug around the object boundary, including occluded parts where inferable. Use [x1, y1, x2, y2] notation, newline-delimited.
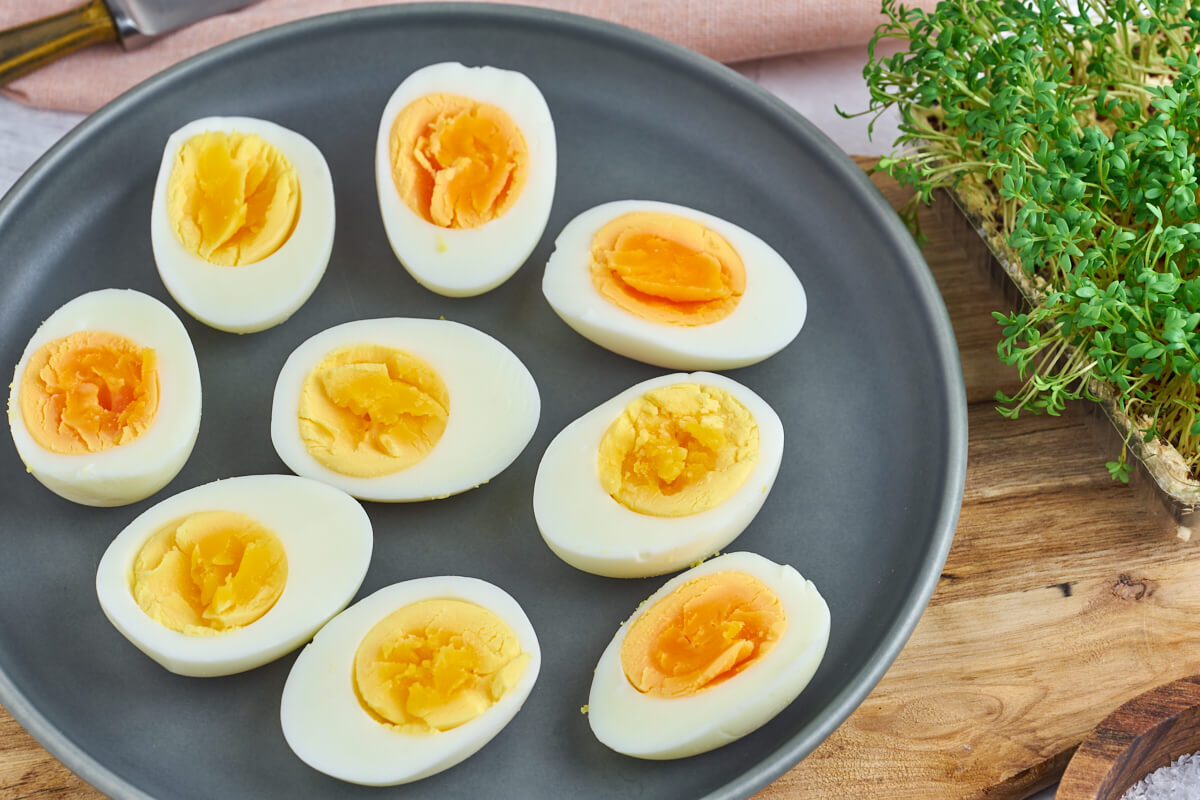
[597, 383, 758, 517]
[298, 344, 449, 478]
[130, 511, 288, 636]
[390, 93, 529, 229]
[590, 212, 746, 326]
[167, 130, 300, 266]
[18, 330, 159, 456]
[353, 599, 530, 734]
[621, 571, 786, 698]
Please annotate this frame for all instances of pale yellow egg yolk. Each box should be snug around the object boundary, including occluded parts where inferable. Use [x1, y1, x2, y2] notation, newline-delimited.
[590, 212, 746, 326]
[297, 344, 449, 478]
[621, 571, 786, 698]
[130, 511, 288, 636]
[18, 330, 159, 455]
[597, 383, 759, 517]
[167, 130, 301, 266]
[389, 93, 529, 229]
[353, 599, 530, 734]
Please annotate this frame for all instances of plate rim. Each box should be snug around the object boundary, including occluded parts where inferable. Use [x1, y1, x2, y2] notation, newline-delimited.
[0, 4, 968, 798]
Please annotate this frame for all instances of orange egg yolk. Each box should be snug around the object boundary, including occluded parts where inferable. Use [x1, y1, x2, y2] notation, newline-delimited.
[353, 599, 530, 734]
[18, 330, 159, 456]
[597, 383, 758, 517]
[389, 93, 529, 229]
[590, 211, 746, 326]
[621, 571, 787, 698]
[167, 130, 301, 266]
[297, 344, 450, 478]
[130, 511, 288, 635]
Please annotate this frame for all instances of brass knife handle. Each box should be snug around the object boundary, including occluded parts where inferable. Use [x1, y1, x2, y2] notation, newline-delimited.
[0, 0, 117, 88]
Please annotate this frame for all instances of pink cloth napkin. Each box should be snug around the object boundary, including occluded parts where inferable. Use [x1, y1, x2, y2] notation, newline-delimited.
[1, 0, 934, 113]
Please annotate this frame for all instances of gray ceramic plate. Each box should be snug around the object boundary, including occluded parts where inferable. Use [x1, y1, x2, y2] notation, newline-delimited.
[0, 5, 966, 799]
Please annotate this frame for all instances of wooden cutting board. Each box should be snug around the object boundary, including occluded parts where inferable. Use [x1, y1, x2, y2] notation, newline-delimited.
[5, 160, 1200, 799]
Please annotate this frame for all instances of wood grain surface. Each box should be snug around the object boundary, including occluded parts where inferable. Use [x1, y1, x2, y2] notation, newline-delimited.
[4, 160, 1200, 799]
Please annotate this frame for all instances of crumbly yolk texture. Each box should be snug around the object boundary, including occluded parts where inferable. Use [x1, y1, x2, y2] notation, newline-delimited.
[167, 130, 300, 266]
[353, 599, 530, 734]
[597, 383, 758, 517]
[590, 212, 746, 326]
[389, 93, 529, 229]
[130, 511, 288, 636]
[19, 331, 159, 455]
[621, 571, 786, 698]
[298, 345, 449, 478]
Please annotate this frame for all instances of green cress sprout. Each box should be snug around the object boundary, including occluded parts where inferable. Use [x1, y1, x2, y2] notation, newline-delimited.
[853, 0, 1200, 483]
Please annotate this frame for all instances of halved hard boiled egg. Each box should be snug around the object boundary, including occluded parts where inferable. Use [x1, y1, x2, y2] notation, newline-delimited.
[95, 474, 372, 677]
[6, 288, 201, 507]
[270, 317, 540, 502]
[588, 551, 829, 759]
[543, 200, 806, 369]
[150, 116, 335, 333]
[533, 372, 783, 578]
[375, 62, 557, 297]
[281, 576, 540, 785]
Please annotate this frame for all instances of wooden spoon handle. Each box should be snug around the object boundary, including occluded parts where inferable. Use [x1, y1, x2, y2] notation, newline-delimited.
[0, 0, 117, 88]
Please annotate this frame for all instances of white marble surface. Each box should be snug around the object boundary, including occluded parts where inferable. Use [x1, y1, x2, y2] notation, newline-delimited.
[0, 44, 1058, 800]
[0, 98, 79, 197]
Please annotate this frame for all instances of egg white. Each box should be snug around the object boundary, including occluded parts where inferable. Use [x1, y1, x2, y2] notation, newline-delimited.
[270, 317, 540, 502]
[95, 474, 373, 677]
[280, 576, 541, 786]
[588, 551, 830, 759]
[533, 372, 784, 578]
[6, 289, 202, 507]
[375, 62, 557, 297]
[542, 200, 807, 369]
[150, 116, 336, 333]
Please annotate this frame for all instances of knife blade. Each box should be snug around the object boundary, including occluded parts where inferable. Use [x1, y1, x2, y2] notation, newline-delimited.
[106, 0, 260, 49]
[0, 0, 259, 87]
